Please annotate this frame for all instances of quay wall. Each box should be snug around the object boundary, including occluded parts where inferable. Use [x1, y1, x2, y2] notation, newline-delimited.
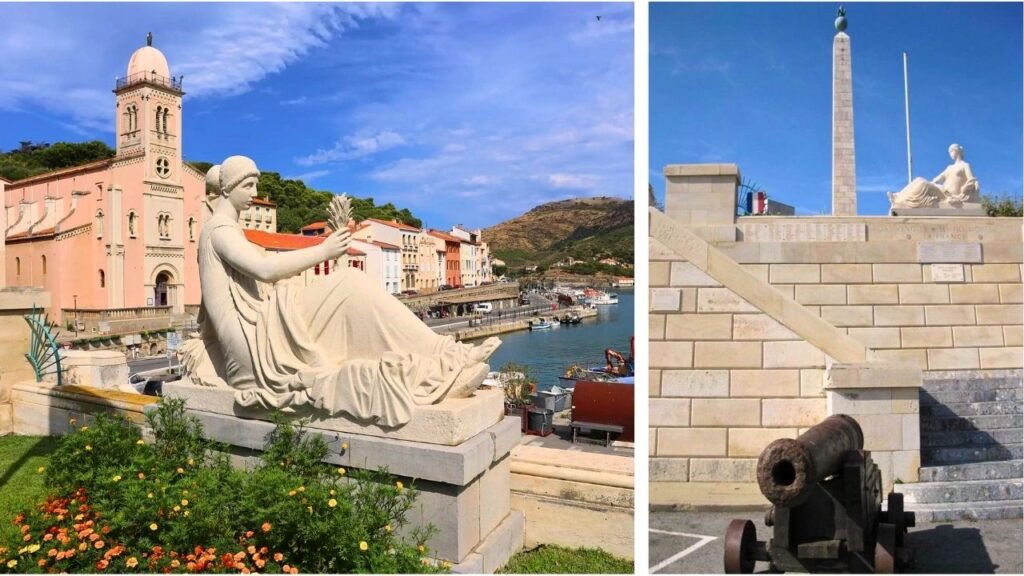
[649, 163, 1023, 507]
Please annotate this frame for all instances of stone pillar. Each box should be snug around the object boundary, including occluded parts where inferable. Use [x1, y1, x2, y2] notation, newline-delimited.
[663, 163, 740, 242]
[107, 185, 125, 308]
[832, 16, 857, 216]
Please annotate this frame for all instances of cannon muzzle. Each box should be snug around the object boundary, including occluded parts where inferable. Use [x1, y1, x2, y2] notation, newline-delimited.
[756, 414, 864, 507]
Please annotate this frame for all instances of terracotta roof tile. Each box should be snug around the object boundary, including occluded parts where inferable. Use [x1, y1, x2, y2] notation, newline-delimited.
[251, 197, 276, 206]
[371, 240, 400, 250]
[244, 229, 324, 250]
[365, 218, 420, 232]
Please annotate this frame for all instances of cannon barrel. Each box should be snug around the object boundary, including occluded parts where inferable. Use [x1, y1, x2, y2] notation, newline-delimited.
[756, 414, 864, 507]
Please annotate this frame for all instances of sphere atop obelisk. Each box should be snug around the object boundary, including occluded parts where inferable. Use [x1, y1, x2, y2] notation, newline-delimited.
[835, 6, 848, 32]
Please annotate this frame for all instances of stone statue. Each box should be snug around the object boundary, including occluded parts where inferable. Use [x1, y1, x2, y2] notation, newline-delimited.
[179, 156, 500, 427]
[888, 143, 980, 212]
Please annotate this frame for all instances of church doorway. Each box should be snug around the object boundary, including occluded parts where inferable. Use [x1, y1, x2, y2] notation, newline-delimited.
[155, 271, 171, 307]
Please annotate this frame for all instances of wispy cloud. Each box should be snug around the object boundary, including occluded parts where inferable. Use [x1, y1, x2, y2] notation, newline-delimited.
[283, 169, 330, 183]
[280, 96, 308, 106]
[296, 131, 407, 166]
[547, 173, 599, 190]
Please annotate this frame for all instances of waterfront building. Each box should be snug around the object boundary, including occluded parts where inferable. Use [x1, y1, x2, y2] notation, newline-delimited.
[241, 229, 360, 287]
[3, 36, 204, 319]
[415, 232, 444, 293]
[350, 218, 420, 292]
[427, 230, 462, 287]
[238, 197, 277, 232]
[449, 225, 485, 287]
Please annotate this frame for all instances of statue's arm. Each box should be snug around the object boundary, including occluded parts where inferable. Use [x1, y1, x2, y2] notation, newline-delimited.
[211, 227, 330, 283]
[963, 162, 977, 181]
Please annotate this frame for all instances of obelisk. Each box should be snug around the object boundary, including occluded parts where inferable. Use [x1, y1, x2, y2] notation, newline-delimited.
[831, 6, 857, 216]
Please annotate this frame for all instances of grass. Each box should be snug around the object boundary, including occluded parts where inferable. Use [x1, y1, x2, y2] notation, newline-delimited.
[499, 545, 633, 574]
[0, 435, 58, 544]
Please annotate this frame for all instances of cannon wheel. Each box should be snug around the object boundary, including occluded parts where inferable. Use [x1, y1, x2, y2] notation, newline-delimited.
[724, 519, 757, 574]
[887, 492, 906, 546]
[874, 522, 896, 573]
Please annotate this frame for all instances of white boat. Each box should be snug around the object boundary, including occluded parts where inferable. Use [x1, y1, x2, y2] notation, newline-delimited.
[589, 292, 619, 305]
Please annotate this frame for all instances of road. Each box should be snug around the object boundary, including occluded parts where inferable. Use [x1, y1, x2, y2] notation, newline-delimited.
[128, 355, 179, 375]
[649, 509, 1023, 574]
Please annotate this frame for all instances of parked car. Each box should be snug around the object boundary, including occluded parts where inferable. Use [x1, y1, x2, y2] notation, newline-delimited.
[439, 284, 454, 291]
[401, 290, 419, 296]
[474, 303, 494, 314]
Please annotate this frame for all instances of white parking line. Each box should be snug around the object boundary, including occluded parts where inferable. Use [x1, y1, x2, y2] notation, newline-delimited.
[649, 529, 718, 574]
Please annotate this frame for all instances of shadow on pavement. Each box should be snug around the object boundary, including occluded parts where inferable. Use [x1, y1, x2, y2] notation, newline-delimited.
[908, 524, 998, 574]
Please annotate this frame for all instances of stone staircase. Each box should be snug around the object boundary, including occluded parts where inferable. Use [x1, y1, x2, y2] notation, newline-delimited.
[895, 370, 1023, 522]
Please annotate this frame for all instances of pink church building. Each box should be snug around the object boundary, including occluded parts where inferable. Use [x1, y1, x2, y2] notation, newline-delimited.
[4, 36, 205, 321]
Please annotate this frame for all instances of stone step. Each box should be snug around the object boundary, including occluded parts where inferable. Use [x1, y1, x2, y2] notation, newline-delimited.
[919, 414, 1023, 433]
[920, 401, 1022, 418]
[923, 373, 1023, 393]
[904, 500, 1024, 523]
[918, 460, 1023, 483]
[921, 428, 1023, 448]
[922, 443, 1023, 465]
[895, 478, 1022, 504]
[921, 387, 1022, 405]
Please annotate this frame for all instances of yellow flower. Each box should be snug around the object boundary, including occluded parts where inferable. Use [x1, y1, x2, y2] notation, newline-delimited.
[182, 490, 188, 495]
[297, 486, 305, 492]
[337, 467, 346, 476]
[26, 544, 40, 553]
[136, 439, 145, 445]
[85, 445, 93, 451]
[173, 506, 181, 512]
[181, 499, 189, 506]
[327, 499, 337, 508]
[69, 418, 77, 426]
[306, 506, 313, 514]
[176, 467, 185, 474]
[37, 467, 45, 474]
[147, 493, 154, 499]
[7, 559, 17, 568]
[341, 442, 349, 450]
[81, 426, 89, 431]
[183, 510, 190, 517]
[442, 560, 451, 570]
[126, 557, 138, 568]
[137, 472, 145, 480]
[385, 524, 392, 533]
[187, 458, 195, 466]
[149, 523, 158, 531]
[329, 489, 336, 496]
[359, 541, 368, 552]
[418, 544, 426, 554]
[395, 481, 404, 492]
[113, 475, 122, 483]
[288, 490, 296, 497]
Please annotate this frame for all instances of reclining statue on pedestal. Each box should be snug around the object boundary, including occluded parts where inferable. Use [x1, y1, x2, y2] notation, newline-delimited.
[888, 143, 980, 212]
[179, 156, 500, 427]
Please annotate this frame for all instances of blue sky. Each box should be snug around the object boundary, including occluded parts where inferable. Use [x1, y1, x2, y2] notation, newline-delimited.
[651, 2, 1023, 215]
[1, 2, 633, 229]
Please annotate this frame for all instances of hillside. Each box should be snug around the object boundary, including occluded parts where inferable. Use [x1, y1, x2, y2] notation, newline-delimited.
[484, 196, 633, 270]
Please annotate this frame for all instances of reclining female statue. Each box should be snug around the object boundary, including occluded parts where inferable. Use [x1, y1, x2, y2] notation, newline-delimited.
[180, 156, 499, 427]
[888, 143, 980, 210]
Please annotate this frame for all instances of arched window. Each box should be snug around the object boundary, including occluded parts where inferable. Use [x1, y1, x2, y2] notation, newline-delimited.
[128, 211, 137, 237]
[41, 255, 47, 275]
[15, 257, 20, 276]
[156, 106, 163, 133]
[99, 269, 106, 288]
[162, 109, 169, 134]
[96, 210, 104, 238]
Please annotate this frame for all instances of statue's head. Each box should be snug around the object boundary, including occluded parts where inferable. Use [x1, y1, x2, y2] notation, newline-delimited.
[220, 156, 261, 212]
[949, 143, 964, 161]
[205, 165, 221, 196]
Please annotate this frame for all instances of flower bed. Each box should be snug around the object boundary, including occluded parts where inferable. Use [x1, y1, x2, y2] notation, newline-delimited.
[0, 401, 445, 574]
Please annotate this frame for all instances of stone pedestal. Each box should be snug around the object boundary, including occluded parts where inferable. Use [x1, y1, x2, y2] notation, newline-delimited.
[61, 350, 134, 392]
[825, 362, 923, 491]
[158, 383, 523, 571]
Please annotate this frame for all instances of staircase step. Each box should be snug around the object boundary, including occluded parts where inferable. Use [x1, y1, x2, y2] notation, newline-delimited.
[923, 372, 1023, 393]
[906, 500, 1024, 523]
[922, 444, 1023, 465]
[921, 387, 1022, 405]
[896, 478, 1022, 504]
[921, 428, 1023, 448]
[920, 414, 1023, 433]
[921, 401, 1022, 418]
[918, 460, 1023, 483]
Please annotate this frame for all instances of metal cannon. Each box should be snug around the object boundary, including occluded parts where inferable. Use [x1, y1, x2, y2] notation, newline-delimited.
[724, 415, 916, 573]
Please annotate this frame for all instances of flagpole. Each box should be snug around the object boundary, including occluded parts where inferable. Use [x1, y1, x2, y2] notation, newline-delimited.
[903, 52, 913, 184]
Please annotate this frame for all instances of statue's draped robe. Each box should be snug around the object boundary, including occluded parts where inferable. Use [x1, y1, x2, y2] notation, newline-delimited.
[182, 215, 473, 427]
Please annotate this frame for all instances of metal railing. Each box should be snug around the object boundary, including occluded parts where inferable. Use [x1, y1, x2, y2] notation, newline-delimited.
[115, 71, 183, 91]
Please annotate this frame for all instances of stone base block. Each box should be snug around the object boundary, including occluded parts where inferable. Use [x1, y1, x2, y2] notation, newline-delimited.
[165, 402, 521, 566]
[11, 383, 157, 435]
[452, 510, 526, 574]
[0, 402, 11, 436]
[163, 381, 504, 446]
[891, 205, 987, 217]
[61, 350, 134, 392]
[512, 494, 633, 561]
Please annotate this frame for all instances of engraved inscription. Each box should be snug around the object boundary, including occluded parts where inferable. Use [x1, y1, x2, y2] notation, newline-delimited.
[739, 222, 866, 242]
[917, 242, 982, 263]
[930, 264, 965, 283]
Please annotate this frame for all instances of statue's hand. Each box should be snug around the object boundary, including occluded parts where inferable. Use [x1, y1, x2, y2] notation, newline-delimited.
[322, 229, 351, 260]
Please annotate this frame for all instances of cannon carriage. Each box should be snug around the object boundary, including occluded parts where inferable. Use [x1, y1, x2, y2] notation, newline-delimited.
[724, 415, 916, 573]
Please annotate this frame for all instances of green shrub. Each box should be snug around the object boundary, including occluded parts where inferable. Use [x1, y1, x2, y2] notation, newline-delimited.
[2, 401, 444, 574]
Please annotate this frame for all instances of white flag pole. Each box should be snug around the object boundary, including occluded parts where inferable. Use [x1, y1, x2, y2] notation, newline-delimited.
[903, 52, 913, 184]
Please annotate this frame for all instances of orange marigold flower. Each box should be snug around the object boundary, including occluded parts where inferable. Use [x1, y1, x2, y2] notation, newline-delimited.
[261, 522, 272, 533]
[282, 565, 291, 573]
[246, 546, 256, 555]
[234, 551, 246, 562]
[89, 533, 99, 541]
[274, 553, 283, 562]
[94, 540, 105, 549]
[255, 559, 266, 569]
[47, 548, 57, 557]
[126, 557, 138, 568]
[245, 530, 254, 538]
[96, 559, 108, 570]
[38, 558, 47, 567]
[259, 547, 268, 554]
[171, 559, 181, 568]
[241, 568, 251, 574]
[290, 567, 298, 574]
[22, 534, 31, 542]
[101, 526, 111, 535]
[65, 549, 76, 558]
[79, 543, 88, 551]
[186, 561, 196, 571]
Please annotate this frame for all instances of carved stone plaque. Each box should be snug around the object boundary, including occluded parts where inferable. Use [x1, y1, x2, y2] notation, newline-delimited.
[930, 264, 965, 283]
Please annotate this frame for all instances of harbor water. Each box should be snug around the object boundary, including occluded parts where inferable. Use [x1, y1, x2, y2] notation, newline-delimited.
[487, 289, 634, 391]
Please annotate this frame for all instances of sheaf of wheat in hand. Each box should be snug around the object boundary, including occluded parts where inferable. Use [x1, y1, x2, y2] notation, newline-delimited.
[328, 194, 352, 233]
